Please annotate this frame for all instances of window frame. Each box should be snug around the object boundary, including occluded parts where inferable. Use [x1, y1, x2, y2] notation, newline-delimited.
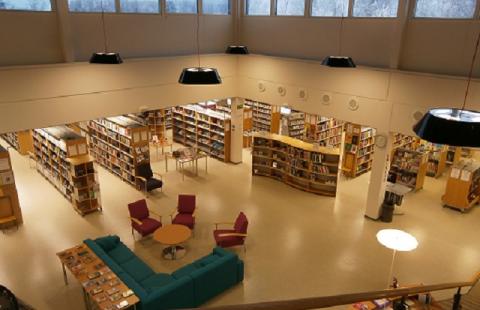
[118, 0, 161, 14]
[0, 0, 55, 12]
[245, 0, 272, 16]
[202, 0, 231, 15]
[351, 0, 400, 19]
[275, 0, 307, 17]
[309, 0, 350, 18]
[165, 0, 199, 15]
[412, 0, 478, 20]
[67, 0, 118, 13]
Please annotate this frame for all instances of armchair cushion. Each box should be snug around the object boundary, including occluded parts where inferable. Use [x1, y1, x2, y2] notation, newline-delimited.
[133, 218, 161, 237]
[128, 199, 149, 220]
[120, 257, 154, 283]
[214, 229, 244, 248]
[141, 273, 175, 291]
[234, 212, 248, 234]
[137, 163, 154, 179]
[178, 195, 196, 214]
[146, 178, 163, 192]
[108, 244, 135, 264]
[95, 235, 120, 252]
[172, 213, 195, 229]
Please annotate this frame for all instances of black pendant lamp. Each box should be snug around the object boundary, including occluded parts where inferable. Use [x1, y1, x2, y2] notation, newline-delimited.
[90, 5, 122, 64]
[322, 5, 355, 68]
[226, 45, 249, 55]
[179, 9, 221, 84]
[413, 27, 480, 147]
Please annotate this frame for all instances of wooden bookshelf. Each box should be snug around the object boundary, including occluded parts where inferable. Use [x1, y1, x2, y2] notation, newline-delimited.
[252, 133, 340, 196]
[0, 130, 34, 155]
[130, 109, 171, 141]
[342, 123, 375, 178]
[391, 133, 418, 158]
[33, 126, 101, 216]
[305, 114, 344, 147]
[172, 105, 231, 162]
[389, 148, 428, 191]
[87, 116, 150, 188]
[424, 144, 448, 178]
[245, 100, 281, 134]
[283, 112, 305, 140]
[0, 145, 22, 227]
[442, 160, 480, 212]
[243, 106, 253, 148]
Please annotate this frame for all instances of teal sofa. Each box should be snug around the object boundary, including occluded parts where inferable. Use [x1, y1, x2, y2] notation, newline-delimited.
[84, 235, 244, 310]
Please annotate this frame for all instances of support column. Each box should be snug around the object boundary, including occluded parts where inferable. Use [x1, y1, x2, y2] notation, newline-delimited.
[365, 132, 394, 219]
[389, 0, 411, 69]
[55, 0, 75, 63]
[230, 97, 245, 164]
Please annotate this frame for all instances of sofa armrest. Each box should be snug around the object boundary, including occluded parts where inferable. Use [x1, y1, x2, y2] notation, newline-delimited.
[143, 276, 195, 310]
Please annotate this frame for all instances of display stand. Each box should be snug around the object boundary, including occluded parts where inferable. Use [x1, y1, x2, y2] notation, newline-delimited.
[442, 160, 480, 212]
[305, 114, 344, 147]
[33, 126, 101, 216]
[342, 123, 375, 178]
[389, 148, 428, 191]
[0, 145, 22, 229]
[252, 133, 340, 196]
[88, 116, 150, 188]
[172, 105, 232, 162]
[0, 130, 34, 155]
[245, 100, 281, 134]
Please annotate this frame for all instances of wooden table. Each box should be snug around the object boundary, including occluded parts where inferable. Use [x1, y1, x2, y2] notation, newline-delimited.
[151, 140, 173, 160]
[175, 153, 208, 181]
[57, 244, 139, 310]
[153, 224, 192, 260]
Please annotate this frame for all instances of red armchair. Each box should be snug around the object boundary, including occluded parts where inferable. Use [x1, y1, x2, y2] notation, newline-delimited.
[170, 194, 196, 230]
[128, 199, 162, 238]
[213, 212, 248, 252]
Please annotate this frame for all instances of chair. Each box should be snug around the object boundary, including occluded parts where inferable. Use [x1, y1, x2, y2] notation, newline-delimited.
[136, 162, 163, 196]
[170, 194, 196, 230]
[213, 212, 248, 252]
[127, 199, 162, 238]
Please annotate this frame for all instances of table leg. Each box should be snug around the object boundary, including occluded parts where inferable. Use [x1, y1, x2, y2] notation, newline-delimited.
[182, 163, 185, 181]
[195, 159, 198, 176]
[205, 156, 208, 174]
[161, 144, 165, 155]
[62, 262, 68, 285]
[165, 154, 168, 172]
[156, 145, 159, 160]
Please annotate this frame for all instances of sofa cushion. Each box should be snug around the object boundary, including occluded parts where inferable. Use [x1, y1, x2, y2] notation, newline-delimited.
[194, 254, 219, 268]
[120, 257, 154, 283]
[141, 273, 174, 291]
[172, 263, 197, 279]
[95, 235, 120, 252]
[108, 244, 135, 264]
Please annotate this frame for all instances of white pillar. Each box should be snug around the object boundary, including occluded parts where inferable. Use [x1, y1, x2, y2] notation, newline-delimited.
[55, 0, 75, 63]
[230, 97, 244, 164]
[365, 132, 394, 219]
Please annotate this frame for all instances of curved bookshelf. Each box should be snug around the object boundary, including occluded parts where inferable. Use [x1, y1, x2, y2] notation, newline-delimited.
[252, 133, 340, 196]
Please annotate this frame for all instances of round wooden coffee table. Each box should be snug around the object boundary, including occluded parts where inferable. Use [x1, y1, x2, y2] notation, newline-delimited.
[153, 224, 192, 260]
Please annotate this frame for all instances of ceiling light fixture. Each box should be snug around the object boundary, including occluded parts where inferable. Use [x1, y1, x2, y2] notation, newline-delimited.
[179, 7, 221, 85]
[413, 28, 480, 147]
[89, 3, 122, 64]
[226, 45, 249, 54]
[322, 3, 355, 68]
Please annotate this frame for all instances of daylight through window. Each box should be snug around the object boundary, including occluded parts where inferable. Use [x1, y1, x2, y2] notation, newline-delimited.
[415, 0, 476, 18]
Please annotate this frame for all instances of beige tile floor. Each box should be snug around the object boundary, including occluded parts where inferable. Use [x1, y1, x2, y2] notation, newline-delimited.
[1, 138, 480, 310]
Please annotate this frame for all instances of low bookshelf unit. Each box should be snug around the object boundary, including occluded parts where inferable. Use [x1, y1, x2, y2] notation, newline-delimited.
[0, 130, 34, 155]
[252, 133, 340, 196]
[442, 160, 480, 212]
[87, 116, 150, 188]
[33, 126, 101, 216]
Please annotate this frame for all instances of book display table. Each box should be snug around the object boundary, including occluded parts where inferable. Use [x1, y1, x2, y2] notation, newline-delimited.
[172, 147, 208, 181]
[57, 244, 139, 310]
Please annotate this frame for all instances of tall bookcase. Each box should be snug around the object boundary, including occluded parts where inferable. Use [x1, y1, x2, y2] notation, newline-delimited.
[245, 100, 281, 133]
[243, 106, 253, 148]
[305, 115, 344, 147]
[342, 123, 376, 178]
[0, 145, 22, 226]
[87, 116, 150, 187]
[172, 105, 231, 162]
[132, 109, 172, 141]
[424, 144, 448, 178]
[282, 112, 305, 140]
[33, 126, 101, 216]
[442, 160, 480, 212]
[252, 133, 340, 196]
[0, 130, 34, 155]
[389, 148, 428, 191]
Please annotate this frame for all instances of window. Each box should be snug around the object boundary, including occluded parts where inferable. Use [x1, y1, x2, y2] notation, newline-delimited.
[246, 0, 270, 16]
[120, 0, 160, 13]
[68, 0, 116, 12]
[166, 0, 197, 13]
[353, 0, 399, 17]
[311, 0, 348, 17]
[276, 0, 305, 16]
[203, 0, 229, 15]
[0, 0, 52, 11]
[415, 0, 476, 19]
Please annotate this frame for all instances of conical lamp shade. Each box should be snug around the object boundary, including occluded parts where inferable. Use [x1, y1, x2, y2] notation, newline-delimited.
[90, 52, 123, 64]
[179, 67, 222, 85]
[413, 108, 480, 147]
[322, 56, 356, 68]
[226, 45, 249, 54]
